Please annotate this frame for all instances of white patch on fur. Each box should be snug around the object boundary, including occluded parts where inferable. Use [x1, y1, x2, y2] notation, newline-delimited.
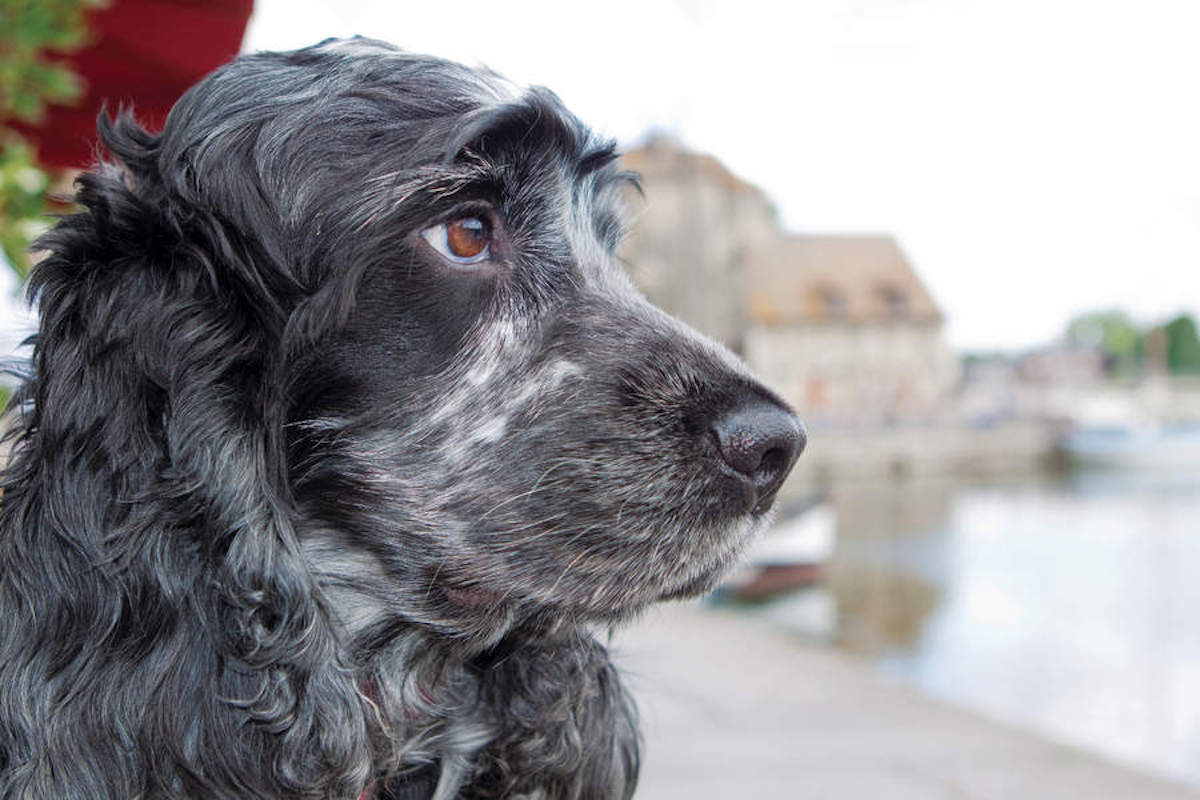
[302, 537, 391, 634]
[428, 389, 470, 427]
[428, 318, 537, 434]
[472, 415, 508, 443]
[495, 359, 584, 424]
[542, 359, 583, 388]
[482, 318, 520, 354]
[464, 360, 498, 387]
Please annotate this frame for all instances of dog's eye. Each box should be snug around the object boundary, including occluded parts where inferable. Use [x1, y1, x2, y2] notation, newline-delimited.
[421, 216, 492, 265]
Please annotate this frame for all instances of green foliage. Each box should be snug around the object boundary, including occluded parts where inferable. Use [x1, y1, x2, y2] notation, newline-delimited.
[0, 135, 50, 277]
[1065, 309, 1144, 377]
[0, 0, 105, 277]
[1, 0, 100, 123]
[1066, 310, 1200, 377]
[1164, 314, 1200, 375]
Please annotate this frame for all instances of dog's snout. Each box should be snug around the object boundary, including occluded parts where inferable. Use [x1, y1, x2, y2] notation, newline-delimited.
[711, 402, 806, 512]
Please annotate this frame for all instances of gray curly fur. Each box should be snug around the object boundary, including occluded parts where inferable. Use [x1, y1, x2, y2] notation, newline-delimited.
[0, 38, 799, 799]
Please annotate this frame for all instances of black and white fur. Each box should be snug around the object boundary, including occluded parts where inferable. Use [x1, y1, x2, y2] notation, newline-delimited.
[0, 38, 803, 799]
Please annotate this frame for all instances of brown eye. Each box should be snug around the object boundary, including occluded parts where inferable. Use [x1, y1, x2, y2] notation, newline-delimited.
[421, 216, 492, 265]
[447, 217, 489, 258]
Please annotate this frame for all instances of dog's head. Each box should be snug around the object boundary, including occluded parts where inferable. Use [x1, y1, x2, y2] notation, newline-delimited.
[3, 37, 807, 798]
[94, 38, 804, 644]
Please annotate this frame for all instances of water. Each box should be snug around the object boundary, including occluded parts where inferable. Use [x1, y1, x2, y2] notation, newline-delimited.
[740, 469, 1200, 786]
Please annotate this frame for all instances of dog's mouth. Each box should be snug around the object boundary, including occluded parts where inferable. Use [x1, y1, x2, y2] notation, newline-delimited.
[434, 506, 770, 624]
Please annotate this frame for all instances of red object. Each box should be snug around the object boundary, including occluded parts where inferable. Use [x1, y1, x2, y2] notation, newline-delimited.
[13, 0, 254, 169]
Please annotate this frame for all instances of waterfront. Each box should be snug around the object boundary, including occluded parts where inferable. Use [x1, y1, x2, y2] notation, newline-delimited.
[738, 467, 1200, 787]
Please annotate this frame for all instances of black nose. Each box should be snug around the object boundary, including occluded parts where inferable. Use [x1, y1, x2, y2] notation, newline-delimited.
[711, 401, 806, 513]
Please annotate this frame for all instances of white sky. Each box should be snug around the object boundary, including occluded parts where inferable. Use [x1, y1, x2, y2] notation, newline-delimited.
[242, 0, 1200, 351]
[4, 0, 1193, 355]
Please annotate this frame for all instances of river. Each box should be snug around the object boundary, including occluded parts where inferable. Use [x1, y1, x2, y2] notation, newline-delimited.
[735, 468, 1200, 787]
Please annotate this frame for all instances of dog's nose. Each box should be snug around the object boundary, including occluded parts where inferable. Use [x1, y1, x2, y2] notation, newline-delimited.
[711, 402, 806, 513]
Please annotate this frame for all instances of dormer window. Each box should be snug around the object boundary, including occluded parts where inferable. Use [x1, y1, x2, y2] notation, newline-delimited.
[878, 286, 908, 320]
[820, 288, 847, 321]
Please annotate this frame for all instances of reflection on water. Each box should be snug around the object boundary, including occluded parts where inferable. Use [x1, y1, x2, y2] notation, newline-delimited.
[746, 469, 1200, 786]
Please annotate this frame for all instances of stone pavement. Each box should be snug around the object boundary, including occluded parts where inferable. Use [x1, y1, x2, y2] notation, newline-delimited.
[613, 602, 1199, 800]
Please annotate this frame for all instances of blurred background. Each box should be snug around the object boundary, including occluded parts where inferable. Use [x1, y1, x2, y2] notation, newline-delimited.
[3, 1, 1199, 796]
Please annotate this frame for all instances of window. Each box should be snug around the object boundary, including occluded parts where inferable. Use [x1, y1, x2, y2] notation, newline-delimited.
[878, 286, 908, 320]
[821, 288, 847, 321]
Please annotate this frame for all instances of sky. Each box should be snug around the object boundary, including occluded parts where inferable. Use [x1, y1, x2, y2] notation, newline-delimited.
[239, 0, 1200, 352]
[3, 0, 1194, 355]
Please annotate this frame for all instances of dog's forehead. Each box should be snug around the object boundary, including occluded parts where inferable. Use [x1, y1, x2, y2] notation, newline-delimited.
[348, 67, 631, 272]
[253, 41, 636, 287]
[440, 91, 633, 278]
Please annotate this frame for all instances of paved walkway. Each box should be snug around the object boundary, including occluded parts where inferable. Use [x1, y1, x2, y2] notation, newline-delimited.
[614, 603, 1199, 800]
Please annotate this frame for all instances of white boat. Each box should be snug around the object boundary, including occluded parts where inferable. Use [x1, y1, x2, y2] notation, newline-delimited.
[721, 499, 838, 601]
[1060, 424, 1200, 470]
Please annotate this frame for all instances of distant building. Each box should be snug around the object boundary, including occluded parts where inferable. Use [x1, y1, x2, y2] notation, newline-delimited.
[743, 235, 959, 429]
[1017, 345, 1106, 386]
[621, 138, 958, 429]
[619, 136, 775, 350]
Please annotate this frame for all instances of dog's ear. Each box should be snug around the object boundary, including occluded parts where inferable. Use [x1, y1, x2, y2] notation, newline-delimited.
[467, 635, 641, 798]
[0, 111, 374, 796]
[98, 107, 303, 319]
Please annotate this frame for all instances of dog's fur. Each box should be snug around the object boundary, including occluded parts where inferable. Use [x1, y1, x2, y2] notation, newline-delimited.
[0, 39, 801, 799]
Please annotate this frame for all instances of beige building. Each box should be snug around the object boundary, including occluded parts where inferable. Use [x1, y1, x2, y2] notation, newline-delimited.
[743, 235, 959, 429]
[621, 138, 958, 429]
[620, 136, 775, 350]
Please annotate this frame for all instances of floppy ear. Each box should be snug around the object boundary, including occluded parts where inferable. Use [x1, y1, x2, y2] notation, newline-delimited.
[464, 634, 640, 799]
[0, 110, 373, 797]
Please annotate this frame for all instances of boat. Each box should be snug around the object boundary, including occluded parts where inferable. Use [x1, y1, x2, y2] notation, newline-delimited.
[1059, 423, 1200, 470]
[719, 495, 837, 602]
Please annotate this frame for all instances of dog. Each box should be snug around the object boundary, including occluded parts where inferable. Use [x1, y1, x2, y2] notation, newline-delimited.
[0, 38, 804, 799]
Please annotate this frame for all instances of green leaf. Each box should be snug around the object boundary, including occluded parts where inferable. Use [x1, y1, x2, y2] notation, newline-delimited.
[0, 0, 104, 281]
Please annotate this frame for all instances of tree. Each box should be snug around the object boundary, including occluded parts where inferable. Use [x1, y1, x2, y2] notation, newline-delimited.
[1065, 309, 1144, 377]
[1164, 314, 1200, 375]
[0, 0, 103, 277]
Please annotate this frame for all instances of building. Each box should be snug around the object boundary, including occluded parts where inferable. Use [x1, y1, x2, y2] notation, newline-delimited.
[619, 136, 775, 350]
[743, 235, 958, 429]
[620, 138, 958, 430]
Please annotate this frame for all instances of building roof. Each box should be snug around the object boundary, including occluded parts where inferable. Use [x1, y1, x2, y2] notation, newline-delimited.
[621, 138, 945, 331]
[622, 135, 769, 198]
[745, 235, 943, 326]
